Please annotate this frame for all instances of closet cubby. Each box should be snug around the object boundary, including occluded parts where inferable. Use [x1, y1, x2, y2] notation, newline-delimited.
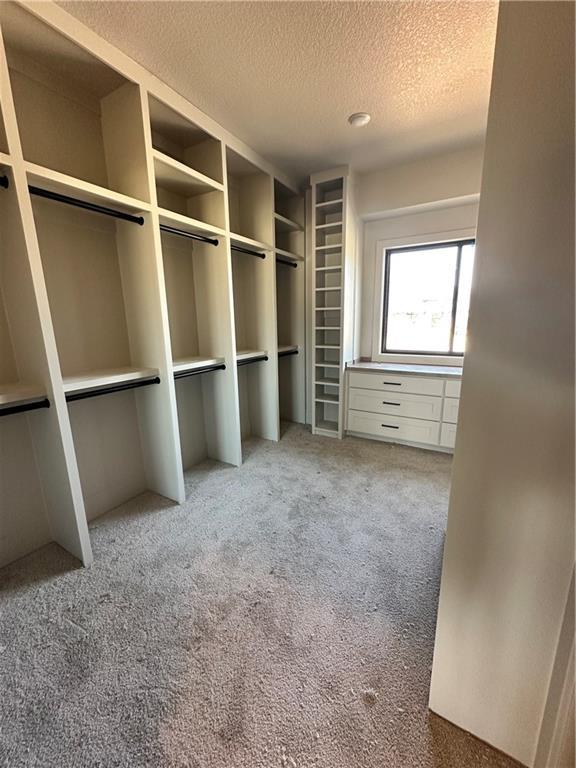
[1, 4, 150, 201]
[161, 229, 241, 469]
[149, 97, 226, 230]
[227, 149, 274, 247]
[276, 258, 305, 424]
[315, 178, 343, 205]
[231, 245, 278, 442]
[0, 165, 91, 566]
[274, 180, 304, 260]
[31, 194, 180, 519]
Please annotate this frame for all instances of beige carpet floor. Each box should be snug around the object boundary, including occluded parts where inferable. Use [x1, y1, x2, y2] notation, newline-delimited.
[0, 424, 523, 768]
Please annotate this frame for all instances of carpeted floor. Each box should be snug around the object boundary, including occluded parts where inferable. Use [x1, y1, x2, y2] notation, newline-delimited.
[0, 424, 522, 768]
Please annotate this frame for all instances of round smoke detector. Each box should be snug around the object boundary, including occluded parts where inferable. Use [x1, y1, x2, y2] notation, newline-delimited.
[348, 112, 371, 127]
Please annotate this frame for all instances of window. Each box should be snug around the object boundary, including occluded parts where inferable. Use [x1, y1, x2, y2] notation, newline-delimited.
[381, 239, 475, 356]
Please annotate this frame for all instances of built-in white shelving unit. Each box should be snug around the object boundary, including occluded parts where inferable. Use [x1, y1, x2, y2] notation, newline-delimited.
[310, 168, 357, 438]
[0, 1, 306, 570]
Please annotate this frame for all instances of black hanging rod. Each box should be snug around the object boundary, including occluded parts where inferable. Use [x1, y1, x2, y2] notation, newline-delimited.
[174, 363, 226, 380]
[237, 354, 268, 367]
[0, 398, 50, 418]
[231, 244, 266, 259]
[276, 257, 298, 269]
[0, 175, 9, 189]
[278, 348, 299, 358]
[160, 224, 219, 246]
[27, 186, 145, 225]
[66, 376, 160, 403]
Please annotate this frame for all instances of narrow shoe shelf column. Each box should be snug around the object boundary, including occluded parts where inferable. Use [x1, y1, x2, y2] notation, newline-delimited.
[227, 147, 279, 444]
[274, 179, 306, 426]
[310, 168, 357, 438]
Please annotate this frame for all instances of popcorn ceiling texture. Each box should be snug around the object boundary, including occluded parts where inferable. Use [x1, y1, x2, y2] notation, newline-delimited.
[57, 1, 498, 180]
[0, 425, 521, 767]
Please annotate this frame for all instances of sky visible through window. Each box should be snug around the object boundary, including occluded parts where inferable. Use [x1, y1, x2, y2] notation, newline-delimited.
[383, 241, 475, 354]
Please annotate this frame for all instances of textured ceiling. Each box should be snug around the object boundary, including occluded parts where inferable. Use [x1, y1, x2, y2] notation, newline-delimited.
[58, 1, 498, 181]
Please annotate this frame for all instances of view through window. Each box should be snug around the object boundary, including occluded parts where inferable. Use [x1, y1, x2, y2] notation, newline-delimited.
[381, 240, 475, 355]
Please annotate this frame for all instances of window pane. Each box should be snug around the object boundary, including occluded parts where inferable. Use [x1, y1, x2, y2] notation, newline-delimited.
[384, 246, 458, 353]
[453, 243, 475, 353]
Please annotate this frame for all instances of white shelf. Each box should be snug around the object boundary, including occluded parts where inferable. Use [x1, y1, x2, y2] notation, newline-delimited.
[315, 286, 341, 292]
[63, 366, 159, 396]
[25, 162, 151, 216]
[315, 265, 342, 272]
[0, 152, 12, 167]
[316, 345, 340, 349]
[315, 419, 339, 434]
[275, 247, 303, 262]
[153, 149, 224, 197]
[158, 207, 224, 239]
[315, 221, 343, 230]
[314, 378, 340, 387]
[315, 243, 343, 251]
[274, 212, 302, 233]
[315, 326, 340, 330]
[278, 344, 299, 355]
[315, 198, 343, 210]
[0, 383, 47, 409]
[172, 356, 225, 374]
[315, 394, 339, 404]
[236, 349, 268, 363]
[230, 232, 273, 253]
[315, 361, 340, 369]
[315, 306, 342, 311]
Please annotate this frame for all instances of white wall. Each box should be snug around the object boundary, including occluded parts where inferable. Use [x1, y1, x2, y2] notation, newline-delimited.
[357, 143, 484, 220]
[360, 202, 479, 358]
[429, 3, 574, 767]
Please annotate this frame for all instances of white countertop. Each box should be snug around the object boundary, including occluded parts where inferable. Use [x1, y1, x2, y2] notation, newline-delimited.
[346, 360, 463, 378]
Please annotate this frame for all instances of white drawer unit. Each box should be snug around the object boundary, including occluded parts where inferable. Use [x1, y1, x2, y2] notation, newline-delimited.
[445, 380, 462, 398]
[349, 387, 442, 422]
[348, 410, 441, 446]
[345, 364, 463, 452]
[442, 397, 460, 424]
[440, 422, 458, 449]
[348, 371, 444, 397]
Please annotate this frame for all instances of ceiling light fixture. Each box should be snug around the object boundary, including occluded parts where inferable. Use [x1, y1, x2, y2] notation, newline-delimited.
[348, 112, 371, 127]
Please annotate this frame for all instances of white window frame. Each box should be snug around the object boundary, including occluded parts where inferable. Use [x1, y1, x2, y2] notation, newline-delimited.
[371, 228, 476, 366]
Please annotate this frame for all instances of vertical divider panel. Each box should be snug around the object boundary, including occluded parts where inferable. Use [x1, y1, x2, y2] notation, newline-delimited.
[249, 173, 279, 441]
[0, 24, 92, 565]
[128, 86, 186, 502]
[219, 147, 245, 466]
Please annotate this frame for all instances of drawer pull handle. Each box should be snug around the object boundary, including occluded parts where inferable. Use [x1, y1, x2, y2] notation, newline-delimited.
[383, 381, 402, 386]
[381, 424, 399, 429]
[382, 401, 400, 406]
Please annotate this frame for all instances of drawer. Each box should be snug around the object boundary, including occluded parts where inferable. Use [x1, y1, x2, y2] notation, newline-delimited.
[347, 410, 440, 446]
[445, 380, 462, 398]
[349, 387, 442, 422]
[348, 371, 444, 396]
[440, 422, 457, 449]
[442, 397, 460, 424]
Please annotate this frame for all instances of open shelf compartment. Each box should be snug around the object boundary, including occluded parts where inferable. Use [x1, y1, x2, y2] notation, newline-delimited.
[161, 226, 239, 470]
[276, 256, 305, 424]
[227, 148, 274, 246]
[1, 3, 150, 201]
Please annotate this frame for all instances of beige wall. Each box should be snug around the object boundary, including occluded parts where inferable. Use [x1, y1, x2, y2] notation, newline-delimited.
[429, 3, 575, 767]
[357, 143, 484, 219]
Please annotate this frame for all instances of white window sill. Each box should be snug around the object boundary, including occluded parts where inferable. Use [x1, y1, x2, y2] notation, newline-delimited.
[371, 353, 464, 367]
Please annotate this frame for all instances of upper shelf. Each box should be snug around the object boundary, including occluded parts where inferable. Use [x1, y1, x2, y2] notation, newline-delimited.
[0, 383, 47, 411]
[153, 149, 223, 197]
[25, 162, 150, 217]
[230, 232, 273, 254]
[173, 356, 225, 375]
[158, 207, 225, 240]
[274, 212, 302, 233]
